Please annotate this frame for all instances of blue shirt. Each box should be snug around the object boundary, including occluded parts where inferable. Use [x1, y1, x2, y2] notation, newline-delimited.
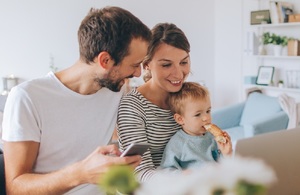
[160, 129, 221, 170]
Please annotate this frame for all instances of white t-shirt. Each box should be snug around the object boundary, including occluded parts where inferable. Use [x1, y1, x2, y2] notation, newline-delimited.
[2, 72, 123, 194]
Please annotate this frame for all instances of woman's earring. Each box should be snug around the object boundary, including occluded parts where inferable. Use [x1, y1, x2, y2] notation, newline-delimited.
[143, 69, 152, 82]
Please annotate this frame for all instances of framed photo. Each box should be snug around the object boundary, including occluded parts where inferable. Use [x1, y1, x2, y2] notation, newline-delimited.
[256, 66, 275, 85]
[250, 10, 271, 25]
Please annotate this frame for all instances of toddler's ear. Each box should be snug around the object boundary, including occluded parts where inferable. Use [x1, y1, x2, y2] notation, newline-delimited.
[174, 113, 184, 125]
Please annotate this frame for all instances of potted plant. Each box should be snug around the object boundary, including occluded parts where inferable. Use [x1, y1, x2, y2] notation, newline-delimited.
[260, 32, 273, 55]
[262, 32, 289, 56]
[262, 32, 271, 45]
[278, 80, 284, 88]
[267, 33, 282, 56]
[269, 33, 282, 45]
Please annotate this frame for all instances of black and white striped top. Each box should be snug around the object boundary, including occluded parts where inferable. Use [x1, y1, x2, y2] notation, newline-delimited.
[117, 88, 181, 182]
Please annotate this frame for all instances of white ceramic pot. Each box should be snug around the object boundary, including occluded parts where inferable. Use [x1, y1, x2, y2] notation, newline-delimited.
[273, 45, 282, 56]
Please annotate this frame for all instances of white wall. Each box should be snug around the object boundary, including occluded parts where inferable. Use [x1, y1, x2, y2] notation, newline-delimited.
[214, 0, 243, 108]
[0, 0, 243, 108]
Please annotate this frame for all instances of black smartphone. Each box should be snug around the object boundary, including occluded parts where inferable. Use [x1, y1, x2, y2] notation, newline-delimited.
[120, 143, 150, 157]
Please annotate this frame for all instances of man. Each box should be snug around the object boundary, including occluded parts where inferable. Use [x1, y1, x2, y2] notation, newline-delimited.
[2, 6, 151, 194]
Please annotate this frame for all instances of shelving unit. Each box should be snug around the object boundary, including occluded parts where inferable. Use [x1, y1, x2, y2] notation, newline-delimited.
[242, 0, 300, 101]
[251, 21, 300, 86]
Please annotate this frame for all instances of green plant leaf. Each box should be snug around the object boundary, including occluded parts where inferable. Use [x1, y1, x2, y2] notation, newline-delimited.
[262, 32, 290, 46]
[98, 165, 140, 194]
[235, 180, 267, 195]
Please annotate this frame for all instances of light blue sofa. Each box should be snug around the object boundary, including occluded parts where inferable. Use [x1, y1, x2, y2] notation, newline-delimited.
[211, 92, 289, 143]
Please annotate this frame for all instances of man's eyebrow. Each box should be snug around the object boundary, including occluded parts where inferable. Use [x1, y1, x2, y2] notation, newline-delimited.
[132, 61, 143, 66]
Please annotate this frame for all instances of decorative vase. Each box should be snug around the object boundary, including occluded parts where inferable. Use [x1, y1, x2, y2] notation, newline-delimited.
[278, 83, 284, 88]
[273, 45, 282, 56]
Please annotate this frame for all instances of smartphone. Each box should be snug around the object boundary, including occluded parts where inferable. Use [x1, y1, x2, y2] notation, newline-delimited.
[120, 143, 150, 157]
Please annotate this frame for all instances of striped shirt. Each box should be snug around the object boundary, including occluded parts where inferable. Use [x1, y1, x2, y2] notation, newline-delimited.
[117, 88, 181, 182]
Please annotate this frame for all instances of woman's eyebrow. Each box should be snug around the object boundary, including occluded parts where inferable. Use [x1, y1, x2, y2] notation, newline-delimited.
[158, 55, 190, 62]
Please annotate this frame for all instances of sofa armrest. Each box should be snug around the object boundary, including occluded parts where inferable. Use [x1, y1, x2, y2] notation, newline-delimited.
[212, 102, 245, 129]
[243, 111, 289, 137]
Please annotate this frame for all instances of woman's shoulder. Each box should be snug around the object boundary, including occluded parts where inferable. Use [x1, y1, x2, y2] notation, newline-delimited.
[121, 88, 144, 102]
[119, 88, 148, 109]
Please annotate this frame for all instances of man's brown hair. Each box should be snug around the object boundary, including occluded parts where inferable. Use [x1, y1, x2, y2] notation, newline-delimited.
[78, 6, 151, 65]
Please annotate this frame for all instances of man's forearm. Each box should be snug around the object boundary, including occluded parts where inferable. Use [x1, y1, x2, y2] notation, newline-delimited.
[7, 161, 83, 195]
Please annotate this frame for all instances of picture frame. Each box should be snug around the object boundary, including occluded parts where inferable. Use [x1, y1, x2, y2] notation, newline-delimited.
[250, 10, 271, 25]
[256, 66, 275, 85]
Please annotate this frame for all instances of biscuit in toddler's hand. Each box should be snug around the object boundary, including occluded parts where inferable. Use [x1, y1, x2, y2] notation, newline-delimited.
[204, 124, 226, 143]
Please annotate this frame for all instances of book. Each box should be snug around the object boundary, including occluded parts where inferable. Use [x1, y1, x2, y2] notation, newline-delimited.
[277, 2, 293, 23]
[269, 1, 280, 24]
[288, 40, 300, 56]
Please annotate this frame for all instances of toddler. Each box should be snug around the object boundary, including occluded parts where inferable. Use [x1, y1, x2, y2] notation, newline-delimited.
[160, 82, 232, 170]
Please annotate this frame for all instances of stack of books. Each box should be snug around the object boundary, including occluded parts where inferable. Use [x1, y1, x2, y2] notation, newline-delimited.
[269, 1, 293, 23]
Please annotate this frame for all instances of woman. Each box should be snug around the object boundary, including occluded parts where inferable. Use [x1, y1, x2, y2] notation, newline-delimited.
[117, 23, 191, 182]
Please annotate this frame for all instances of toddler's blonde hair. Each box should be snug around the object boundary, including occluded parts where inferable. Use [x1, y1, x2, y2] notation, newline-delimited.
[168, 82, 209, 115]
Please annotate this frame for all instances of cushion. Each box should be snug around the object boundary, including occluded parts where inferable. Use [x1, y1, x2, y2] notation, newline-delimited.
[240, 92, 282, 126]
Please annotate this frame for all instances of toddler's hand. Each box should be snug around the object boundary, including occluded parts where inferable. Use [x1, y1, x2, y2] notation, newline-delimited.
[217, 132, 233, 156]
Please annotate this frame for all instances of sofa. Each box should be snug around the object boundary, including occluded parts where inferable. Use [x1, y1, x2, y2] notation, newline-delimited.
[212, 92, 289, 143]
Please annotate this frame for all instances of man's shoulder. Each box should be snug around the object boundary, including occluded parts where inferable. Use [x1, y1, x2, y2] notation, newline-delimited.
[17, 73, 54, 90]
[7, 73, 57, 102]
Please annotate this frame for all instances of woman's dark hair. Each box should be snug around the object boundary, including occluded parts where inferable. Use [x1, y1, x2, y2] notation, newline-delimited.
[143, 23, 190, 67]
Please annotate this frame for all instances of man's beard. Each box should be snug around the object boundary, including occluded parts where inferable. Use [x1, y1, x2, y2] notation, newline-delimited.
[97, 77, 123, 92]
[96, 69, 133, 92]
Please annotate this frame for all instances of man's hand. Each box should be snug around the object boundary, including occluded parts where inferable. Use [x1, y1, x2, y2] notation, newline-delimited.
[76, 144, 142, 184]
[4, 142, 141, 194]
